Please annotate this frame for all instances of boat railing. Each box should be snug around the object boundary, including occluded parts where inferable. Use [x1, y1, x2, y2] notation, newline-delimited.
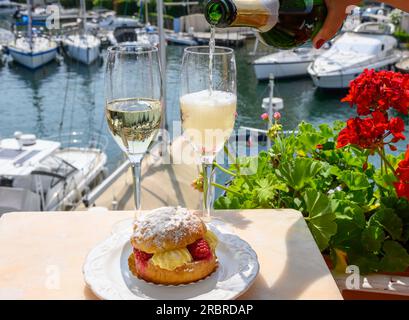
[82, 159, 130, 208]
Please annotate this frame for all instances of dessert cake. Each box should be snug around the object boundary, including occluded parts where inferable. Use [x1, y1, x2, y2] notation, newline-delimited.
[128, 207, 218, 285]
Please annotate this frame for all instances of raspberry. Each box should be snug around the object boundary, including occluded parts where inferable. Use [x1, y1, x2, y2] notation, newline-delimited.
[133, 248, 153, 263]
[187, 239, 212, 260]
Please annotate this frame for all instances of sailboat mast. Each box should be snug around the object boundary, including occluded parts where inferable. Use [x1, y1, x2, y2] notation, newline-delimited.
[145, 0, 149, 24]
[27, 0, 33, 50]
[80, 0, 87, 35]
[157, 0, 166, 131]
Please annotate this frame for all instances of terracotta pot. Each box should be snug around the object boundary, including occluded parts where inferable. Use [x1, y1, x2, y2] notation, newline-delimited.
[323, 254, 409, 300]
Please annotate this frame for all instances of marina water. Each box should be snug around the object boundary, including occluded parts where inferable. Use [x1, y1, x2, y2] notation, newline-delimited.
[1, 42, 408, 173]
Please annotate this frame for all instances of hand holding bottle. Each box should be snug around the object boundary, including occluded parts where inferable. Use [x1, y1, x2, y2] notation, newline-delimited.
[313, 0, 409, 49]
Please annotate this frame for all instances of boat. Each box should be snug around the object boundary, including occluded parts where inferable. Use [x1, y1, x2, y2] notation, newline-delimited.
[0, 44, 4, 64]
[308, 23, 401, 89]
[0, 133, 107, 214]
[63, 34, 101, 65]
[8, 36, 58, 69]
[0, 0, 22, 17]
[253, 47, 325, 80]
[86, 13, 142, 31]
[361, 5, 391, 23]
[107, 25, 160, 48]
[396, 57, 409, 73]
[166, 32, 198, 46]
[8, 0, 57, 69]
[0, 27, 14, 46]
[62, 0, 100, 65]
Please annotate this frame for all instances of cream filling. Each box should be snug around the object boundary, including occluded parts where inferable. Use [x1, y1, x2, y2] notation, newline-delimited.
[151, 248, 192, 271]
[150, 230, 218, 271]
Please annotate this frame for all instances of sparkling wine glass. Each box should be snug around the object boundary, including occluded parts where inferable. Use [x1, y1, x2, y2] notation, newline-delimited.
[180, 46, 237, 220]
[105, 44, 162, 217]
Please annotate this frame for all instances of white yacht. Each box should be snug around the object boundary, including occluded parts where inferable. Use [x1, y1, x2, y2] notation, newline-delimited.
[166, 32, 198, 46]
[63, 34, 101, 65]
[0, 133, 107, 214]
[0, 27, 14, 45]
[107, 26, 160, 48]
[253, 47, 325, 80]
[8, 1, 57, 69]
[0, 0, 22, 16]
[62, 0, 100, 65]
[87, 14, 142, 31]
[8, 36, 58, 69]
[308, 23, 401, 89]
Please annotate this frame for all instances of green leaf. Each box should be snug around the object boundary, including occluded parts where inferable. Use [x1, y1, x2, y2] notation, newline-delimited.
[361, 226, 385, 253]
[339, 170, 371, 191]
[346, 190, 369, 204]
[276, 158, 322, 191]
[373, 170, 398, 190]
[348, 249, 380, 274]
[304, 189, 337, 251]
[297, 132, 326, 152]
[331, 200, 366, 228]
[330, 200, 366, 251]
[369, 208, 403, 241]
[342, 152, 365, 168]
[379, 240, 409, 272]
[318, 123, 334, 139]
[254, 179, 274, 206]
[214, 196, 241, 210]
[298, 121, 316, 134]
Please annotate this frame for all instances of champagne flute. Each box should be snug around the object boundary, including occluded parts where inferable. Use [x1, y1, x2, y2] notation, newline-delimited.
[180, 46, 237, 220]
[105, 44, 162, 216]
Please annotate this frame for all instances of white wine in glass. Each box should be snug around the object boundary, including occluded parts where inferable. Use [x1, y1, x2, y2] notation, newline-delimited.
[105, 45, 162, 216]
[180, 46, 237, 220]
[106, 98, 162, 155]
[180, 90, 237, 156]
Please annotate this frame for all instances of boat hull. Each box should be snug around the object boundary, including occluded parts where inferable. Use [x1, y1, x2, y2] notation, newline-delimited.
[8, 47, 57, 69]
[308, 58, 400, 89]
[253, 61, 312, 80]
[64, 42, 100, 65]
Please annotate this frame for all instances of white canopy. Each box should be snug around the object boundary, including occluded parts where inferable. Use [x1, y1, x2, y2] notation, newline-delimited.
[0, 139, 60, 177]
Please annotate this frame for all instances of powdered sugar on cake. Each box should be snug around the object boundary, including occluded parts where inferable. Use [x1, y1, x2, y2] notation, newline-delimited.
[132, 207, 202, 248]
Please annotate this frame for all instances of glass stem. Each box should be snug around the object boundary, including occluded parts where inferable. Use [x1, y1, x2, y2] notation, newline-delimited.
[202, 161, 215, 221]
[131, 161, 142, 212]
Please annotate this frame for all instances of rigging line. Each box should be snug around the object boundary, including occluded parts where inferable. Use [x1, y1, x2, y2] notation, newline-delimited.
[95, 61, 106, 150]
[68, 57, 80, 149]
[59, 60, 72, 141]
[96, 59, 107, 150]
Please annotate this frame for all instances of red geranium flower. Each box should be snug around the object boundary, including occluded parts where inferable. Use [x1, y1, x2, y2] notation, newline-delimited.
[396, 148, 409, 183]
[336, 111, 388, 149]
[389, 117, 406, 142]
[394, 147, 409, 200]
[394, 181, 409, 200]
[342, 69, 409, 116]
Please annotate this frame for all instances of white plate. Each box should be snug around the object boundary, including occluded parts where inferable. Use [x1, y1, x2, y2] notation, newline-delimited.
[83, 220, 260, 300]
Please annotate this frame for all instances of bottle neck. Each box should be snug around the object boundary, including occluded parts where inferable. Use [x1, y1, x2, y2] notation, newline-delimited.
[205, 0, 279, 32]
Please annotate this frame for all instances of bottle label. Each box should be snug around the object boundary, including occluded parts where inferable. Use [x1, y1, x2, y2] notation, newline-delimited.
[260, 0, 279, 31]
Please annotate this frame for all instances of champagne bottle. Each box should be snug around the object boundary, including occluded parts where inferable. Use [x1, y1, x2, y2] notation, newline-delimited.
[204, 0, 327, 49]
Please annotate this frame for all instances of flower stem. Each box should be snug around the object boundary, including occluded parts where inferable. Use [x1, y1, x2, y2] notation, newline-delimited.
[213, 162, 236, 177]
[223, 144, 254, 188]
[211, 182, 241, 196]
[377, 147, 397, 176]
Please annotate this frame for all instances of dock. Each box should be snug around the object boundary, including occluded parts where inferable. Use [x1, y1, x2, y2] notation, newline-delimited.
[77, 137, 202, 211]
